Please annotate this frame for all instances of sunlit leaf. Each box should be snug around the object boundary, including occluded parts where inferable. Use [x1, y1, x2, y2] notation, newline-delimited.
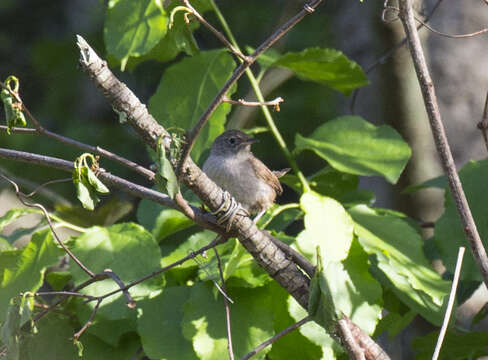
[295, 116, 411, 184]
[273, 47, 368, 95]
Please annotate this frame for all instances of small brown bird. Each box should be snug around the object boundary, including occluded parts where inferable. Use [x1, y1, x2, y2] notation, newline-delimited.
[202, 130, 289, 221]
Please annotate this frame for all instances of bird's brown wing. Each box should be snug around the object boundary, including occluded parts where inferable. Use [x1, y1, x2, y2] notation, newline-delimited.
[249, 157, 284, 195]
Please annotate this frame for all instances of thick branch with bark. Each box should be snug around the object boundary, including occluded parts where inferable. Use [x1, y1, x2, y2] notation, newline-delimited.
[75, 32, 389, 359]
[76, 35, 311, 307]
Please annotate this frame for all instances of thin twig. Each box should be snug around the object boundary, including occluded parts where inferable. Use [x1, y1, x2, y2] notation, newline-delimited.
[239, 316, 311, 360]
[350, 0, 445, 114]
[101, 269, 136, 308]
[178, 0, 323, 173]
[96, 236, 228, 301]
[398, 0, 488, 288]
[180, 0, 249, 62]
[0, 111, 154, 182]
[29, 291, 97, 300]
[476, 91, 488, 153]
[0, 171, 95, 278]
[223, 96, 283, 111]
[213, 247, 235, 360]
[73, 298, 103, 340]
[432, 247, 465, 360]
[0, 147, 229, 237]
[413, 17, 488, 39]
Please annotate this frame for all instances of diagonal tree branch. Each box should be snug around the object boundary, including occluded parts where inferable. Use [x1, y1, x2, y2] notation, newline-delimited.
[398, 0, 488, 288]
[75, 34, 389, 360]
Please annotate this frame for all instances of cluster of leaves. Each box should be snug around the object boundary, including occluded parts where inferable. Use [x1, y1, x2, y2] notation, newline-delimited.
[1, 0, 488, 359]
[0, 76, 26, 135]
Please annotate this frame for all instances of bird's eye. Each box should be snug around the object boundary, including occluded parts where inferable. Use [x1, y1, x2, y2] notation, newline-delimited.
[228, 137, 236, 145]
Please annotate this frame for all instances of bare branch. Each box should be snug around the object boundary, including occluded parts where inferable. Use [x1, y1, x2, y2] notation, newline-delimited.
[0, 124, 155, 181]
[240, 316, 311, 360]
[432, 247, 465, 360]
[476, 91, 488, 153]
[180, 0, 249, 62]
[178, 0, 323, 173]
[398, 0, 488, 287]
[73, 298, 102, 340]
[102, 269, 136, 308]
[0, 171, 95, 278]
[0, 147, 228, 237]
[350, 0, 445, 114]
[213, 247, 235, 360]
[223, 96, 284, 111]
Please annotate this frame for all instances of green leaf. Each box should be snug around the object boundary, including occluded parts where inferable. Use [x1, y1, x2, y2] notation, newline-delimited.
[349, 205, 451, 325]
[74, 178, 99, 211]
[288, 296, 343, 359]
[156, 138, 179, 199]
[273, 47, 368, 95]
[295, 116, 411, 184]
[0, 208, 36, 232]
[81, 333, 141, 360]
[137, 286, 196, 360]
[308, 241, 382, 336]
[281, 167, 359, 199]
[265, 283, 322, 360]
[182, 283, 274, 360]
[149, 49, 236, 163]
[69, 223, 162, 344]
[412, 330, 488, 359]
[0, 229, 62, 322]
[432, 159, 488, 281]
[104, 0, 167, 69]
[153, 209, 194, 242]
[86, 168, 109, 194]
[19, 314, 79, 360]
[296, 191, 353, 262]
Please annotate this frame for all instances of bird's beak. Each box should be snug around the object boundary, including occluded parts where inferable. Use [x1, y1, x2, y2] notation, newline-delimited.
[243, 137, 259, 145]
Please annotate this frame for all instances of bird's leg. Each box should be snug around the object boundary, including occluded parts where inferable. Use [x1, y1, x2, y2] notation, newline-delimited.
[252, 209, 266, 225]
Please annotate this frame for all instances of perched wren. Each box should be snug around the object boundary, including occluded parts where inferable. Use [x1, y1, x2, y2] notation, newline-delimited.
[202, 130, 289, 221]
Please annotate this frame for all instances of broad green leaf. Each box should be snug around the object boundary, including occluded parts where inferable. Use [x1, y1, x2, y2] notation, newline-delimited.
[149, 49, 236, 163]
[265, 283, 322, 360]
[223, 241, 271, 288]
[296, 191, 353, 262]
[69, 223, 162, 344]
[288, 296, 343, 359]
[104, 0, 167, 69]
[137, 286, 196, 360]
[307, 241, 382, 336]
[81, 333, 141, 360]
[349, 205, 450, 325]
[281, 167, 359, 199]
[273, 47, 368, 95]
[323, 240, 382, 334]
[0, 229, 62, 322]
[136, 198, 194, 241]
[432, 159, 488, 281]
[295, 116, 411, 183]
[153, 209, 194, 242]
[19, 314, 78, 360]
[412, 330, 488, 359]
[0, 208, 36, 232]
[1, 299, 33, 360]
[182, 283, 274, 360]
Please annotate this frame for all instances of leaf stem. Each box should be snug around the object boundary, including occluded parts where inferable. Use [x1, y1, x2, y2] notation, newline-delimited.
[209, 0, 311, 192]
